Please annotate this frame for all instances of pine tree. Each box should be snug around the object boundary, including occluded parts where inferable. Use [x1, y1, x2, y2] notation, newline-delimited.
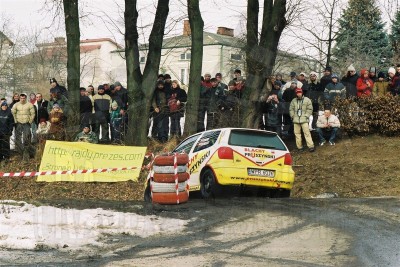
[332, 0, 392, 70]
[390, 9, 400, 62]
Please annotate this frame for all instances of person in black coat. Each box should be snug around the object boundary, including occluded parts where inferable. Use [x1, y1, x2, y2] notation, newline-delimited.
[281, 81, 297, 136]
[79, 87, 93, 130]
[320, 66, 333, 90]
[151, 81, 170, 142]
[168, 80, 187, 137]
[32, 93, 49, 144]
[0, 102, 14, 162]
[341, 64, 359, 98]
[50, 78, 68, 99]
[306, 72, 324, 129]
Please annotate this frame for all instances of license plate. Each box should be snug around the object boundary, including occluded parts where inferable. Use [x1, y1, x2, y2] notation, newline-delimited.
[247, 168, 275, 177]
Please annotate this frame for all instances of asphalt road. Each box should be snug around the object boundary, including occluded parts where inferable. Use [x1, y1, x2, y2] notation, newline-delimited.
[2, 197, 400, 267]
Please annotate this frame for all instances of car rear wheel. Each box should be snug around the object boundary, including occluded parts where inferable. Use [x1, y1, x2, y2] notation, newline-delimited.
[200, 169, 219, 199]
[272, 189, 291, 198]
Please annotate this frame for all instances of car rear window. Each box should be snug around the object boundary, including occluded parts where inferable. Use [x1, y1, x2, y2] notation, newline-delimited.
[228, 130, 286, 150]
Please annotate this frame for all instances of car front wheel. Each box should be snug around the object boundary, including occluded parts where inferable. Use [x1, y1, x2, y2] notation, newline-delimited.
[200, 169, 219, 199]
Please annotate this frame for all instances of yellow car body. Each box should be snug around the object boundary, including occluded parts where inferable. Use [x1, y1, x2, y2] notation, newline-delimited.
[172, 128, 295, 197]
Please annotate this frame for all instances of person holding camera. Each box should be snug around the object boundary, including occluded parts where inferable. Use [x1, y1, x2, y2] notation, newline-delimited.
[74, 124, 98, 144]
[289, 88, 315, 152]
[356, 69, 374, 97]
[263, 93, 281, 136]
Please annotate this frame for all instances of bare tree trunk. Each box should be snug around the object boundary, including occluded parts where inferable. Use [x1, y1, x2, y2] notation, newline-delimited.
[242, 0, 287, 129]
[183, 0, 203, 136]
[63, 0, 80, 139]
[125, 0, 170, 146]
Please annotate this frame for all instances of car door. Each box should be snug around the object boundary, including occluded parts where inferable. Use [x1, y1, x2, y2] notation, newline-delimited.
[186, 130, 221, 190]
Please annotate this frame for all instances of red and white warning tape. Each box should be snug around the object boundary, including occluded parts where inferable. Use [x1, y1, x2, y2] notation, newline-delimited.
[174, 153, 179, 204]
[0, 166, 138, 178]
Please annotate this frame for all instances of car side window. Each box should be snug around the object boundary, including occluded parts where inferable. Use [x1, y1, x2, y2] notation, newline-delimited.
[193, 130, 221, 153]
[173, 134, 201, 154]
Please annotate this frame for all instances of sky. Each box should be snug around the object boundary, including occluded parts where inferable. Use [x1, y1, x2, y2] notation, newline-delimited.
[0, 200, 188, 252]
[1, 0, 247, 46]
[1, 0, 398, 61]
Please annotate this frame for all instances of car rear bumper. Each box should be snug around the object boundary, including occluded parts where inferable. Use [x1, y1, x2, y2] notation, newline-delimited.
[213, 167, 295, 190]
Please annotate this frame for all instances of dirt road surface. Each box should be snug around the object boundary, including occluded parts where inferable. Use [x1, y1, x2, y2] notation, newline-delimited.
[1, 196, 400, 266]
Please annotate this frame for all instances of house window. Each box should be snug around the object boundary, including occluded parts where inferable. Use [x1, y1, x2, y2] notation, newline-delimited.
[140, 56, 145, 63]
[180, 68, 188, 85]
[180, 53, 191, 60]
[230, 54, 242, 61]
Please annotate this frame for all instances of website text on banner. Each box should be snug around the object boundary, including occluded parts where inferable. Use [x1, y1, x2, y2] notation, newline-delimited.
[38, 141, 147, 182]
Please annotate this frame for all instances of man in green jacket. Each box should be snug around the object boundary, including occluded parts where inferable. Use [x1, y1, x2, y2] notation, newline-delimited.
[75, 125, 98, 144]
[289, 88, 315, 152]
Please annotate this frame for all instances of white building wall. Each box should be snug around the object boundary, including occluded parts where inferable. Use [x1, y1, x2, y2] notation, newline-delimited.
[79, 40, 126, 87]
[139, 44, 246, 87]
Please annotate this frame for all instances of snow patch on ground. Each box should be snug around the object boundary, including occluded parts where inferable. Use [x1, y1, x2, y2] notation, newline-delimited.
[0, 200, 188, 250]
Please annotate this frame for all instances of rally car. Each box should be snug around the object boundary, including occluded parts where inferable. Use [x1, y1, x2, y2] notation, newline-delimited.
[145, 128, 295, 200]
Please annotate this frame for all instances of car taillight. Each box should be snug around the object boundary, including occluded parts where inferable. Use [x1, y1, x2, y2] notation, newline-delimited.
[218, 147, 234, 159]
[284, 153, 293, 165]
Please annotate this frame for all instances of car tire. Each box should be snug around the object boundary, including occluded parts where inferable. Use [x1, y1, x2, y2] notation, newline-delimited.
[153, 154, 189, 166]
[152, 191, 189, 204]
[272, 189, 291, 198]
[200, 169, 220, 199]
[152, 165, 188, 174]
[151, 181, 187, 193]
[153, 172, 189, 183]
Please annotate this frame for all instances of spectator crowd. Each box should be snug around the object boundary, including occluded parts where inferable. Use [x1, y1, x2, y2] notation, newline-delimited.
[1, 63, 400, 163]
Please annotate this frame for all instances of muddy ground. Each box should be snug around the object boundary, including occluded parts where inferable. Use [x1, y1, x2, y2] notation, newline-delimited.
[2, 197, 400, 266]
[0, 134, 399, 201]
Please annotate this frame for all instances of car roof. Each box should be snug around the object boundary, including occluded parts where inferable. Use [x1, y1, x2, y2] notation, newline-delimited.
[196, 128, 277, 136]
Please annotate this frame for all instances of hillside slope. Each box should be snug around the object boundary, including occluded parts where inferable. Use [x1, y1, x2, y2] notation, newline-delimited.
[0, 135, 399, 200]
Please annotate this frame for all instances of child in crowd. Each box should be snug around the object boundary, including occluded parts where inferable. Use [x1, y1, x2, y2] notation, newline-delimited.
[36, 118, 51, 141]
[48, 104, 66, 141]
[110, 101, 123, 144]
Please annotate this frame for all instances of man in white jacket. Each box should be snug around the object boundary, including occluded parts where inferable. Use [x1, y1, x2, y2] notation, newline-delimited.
[316, 109, 340, 146]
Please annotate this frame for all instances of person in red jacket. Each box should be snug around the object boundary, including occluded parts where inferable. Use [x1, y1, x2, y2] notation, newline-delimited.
[356, 69, 374, 97]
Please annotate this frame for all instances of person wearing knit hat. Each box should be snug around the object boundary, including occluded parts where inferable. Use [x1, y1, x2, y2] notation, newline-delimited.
[324, 73, 346, 104]
[274, 80, 282, 87]
[110, 100, 122, 144]
[289, 86, 315, 152]
[74, 123, 98, 144]
[111, 100, 118, 109]
[0, 100, 14, 162]
[320, 66, 333, 89]
[373, 71, 389, 97]
[36, 118, 51, 142]
[48, 100, 66, 141]
[388, 67, 400, 96]
[92, 82, 112, 143]
[342, 64, 359, 97]
[369, 67, 377, 82]
[347, 64, 356, 72]
[307, 71, 322, 130]
[356, 69, 374, 97]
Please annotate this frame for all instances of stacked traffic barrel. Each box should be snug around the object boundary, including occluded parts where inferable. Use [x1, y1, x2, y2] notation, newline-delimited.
[151, 153, 190, 204]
